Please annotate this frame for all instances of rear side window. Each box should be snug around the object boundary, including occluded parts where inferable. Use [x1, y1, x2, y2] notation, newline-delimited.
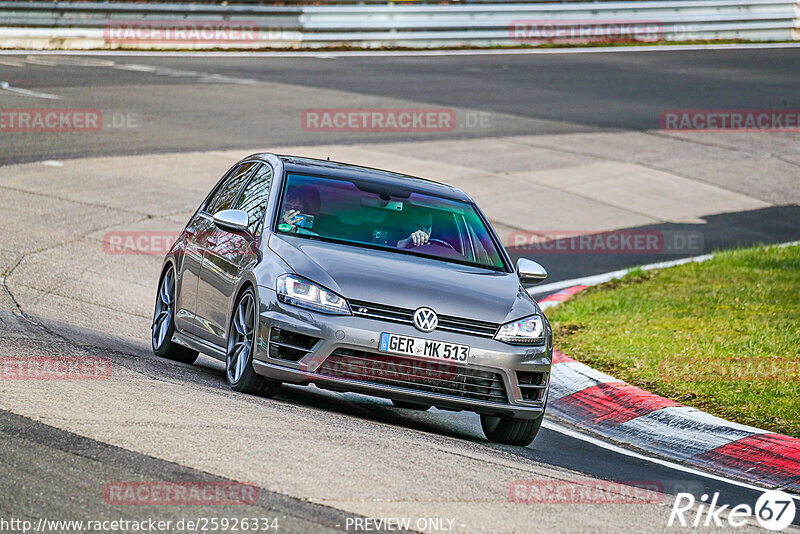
[235, 164, 273, 234]
[207, 161, 258, 214]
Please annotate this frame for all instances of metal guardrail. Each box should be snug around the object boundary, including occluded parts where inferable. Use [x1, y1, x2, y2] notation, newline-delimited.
[0, 2, 302, 28]
[0, 0, 698, 4]
[0, 0, 798, 49]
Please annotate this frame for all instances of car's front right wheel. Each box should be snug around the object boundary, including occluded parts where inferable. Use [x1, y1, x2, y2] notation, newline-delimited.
[480, 412, 544, 446]
[226, 287, 281, 397]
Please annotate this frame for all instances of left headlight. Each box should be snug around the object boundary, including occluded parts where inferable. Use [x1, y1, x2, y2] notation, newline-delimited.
[276, 274, 351, 315]
[494, 315, 545, 345]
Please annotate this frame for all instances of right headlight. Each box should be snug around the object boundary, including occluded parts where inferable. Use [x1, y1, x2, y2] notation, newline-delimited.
[494, 315, 545, 345]
[276, 274, 351, 315]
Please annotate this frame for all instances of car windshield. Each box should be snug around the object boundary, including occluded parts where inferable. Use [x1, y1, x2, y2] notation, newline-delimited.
[276, 173, 507, 271]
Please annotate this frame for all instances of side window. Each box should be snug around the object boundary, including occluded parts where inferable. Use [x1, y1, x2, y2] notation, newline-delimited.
[207, 161, 258, 214]
[202, 164, 240, 213]
[235, 164, 273, 234]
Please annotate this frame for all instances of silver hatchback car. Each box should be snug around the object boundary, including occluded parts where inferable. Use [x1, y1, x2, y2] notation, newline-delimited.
[152, 154, 552, 445]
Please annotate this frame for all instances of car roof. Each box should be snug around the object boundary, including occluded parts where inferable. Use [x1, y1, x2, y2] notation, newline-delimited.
[252, 153, 473, 202]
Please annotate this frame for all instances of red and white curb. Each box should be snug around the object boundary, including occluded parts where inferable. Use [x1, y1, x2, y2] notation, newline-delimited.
[535, 284, 588, 310]
[534, 243, 800, 492]
[547, 349, 800, 492]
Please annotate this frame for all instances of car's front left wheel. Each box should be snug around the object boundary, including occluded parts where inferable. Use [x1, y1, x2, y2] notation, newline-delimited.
[152, 265, 198, 364]
[480, 411, 544, 447]
[226, 287, 281, 397]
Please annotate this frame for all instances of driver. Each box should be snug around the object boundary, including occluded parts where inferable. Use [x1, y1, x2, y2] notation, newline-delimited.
[281, 185, 320, 235]
[396, 209, 433, 249]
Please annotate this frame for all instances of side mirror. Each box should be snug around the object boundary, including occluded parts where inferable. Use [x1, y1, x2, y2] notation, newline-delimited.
[516, 258, 547, 284]
[212, 209, 249, 232]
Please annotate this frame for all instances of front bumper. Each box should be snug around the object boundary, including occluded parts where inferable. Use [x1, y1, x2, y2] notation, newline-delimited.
[253, 287, 551, 420]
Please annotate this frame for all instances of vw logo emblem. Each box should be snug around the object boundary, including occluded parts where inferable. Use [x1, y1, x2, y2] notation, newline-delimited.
[413, 307, 438, 333]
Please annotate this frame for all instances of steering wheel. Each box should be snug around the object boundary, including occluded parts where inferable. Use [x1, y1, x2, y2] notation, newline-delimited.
[400, 237, 457, 253]
[427, 238, 457, 252]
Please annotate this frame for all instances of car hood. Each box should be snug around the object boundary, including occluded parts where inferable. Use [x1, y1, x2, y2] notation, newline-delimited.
[268, 234, 539, 323]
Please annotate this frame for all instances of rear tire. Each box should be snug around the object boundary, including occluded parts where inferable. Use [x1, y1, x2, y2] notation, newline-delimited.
[391, 399, 432, 411]
[226, 287, 281, 397]
[480, 412, 544, 446]
[152, 265, 198, 364]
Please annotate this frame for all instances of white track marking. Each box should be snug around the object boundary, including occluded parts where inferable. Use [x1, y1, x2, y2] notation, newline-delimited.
[112, 63, 259, 85]
[542, 419, 800, 500]
[0, 57, 26, 67]
[24, 55, 115, 67]
[1, 42, 799, 58]
[21, 56, 59, 66]
[0, 81, 61, 100]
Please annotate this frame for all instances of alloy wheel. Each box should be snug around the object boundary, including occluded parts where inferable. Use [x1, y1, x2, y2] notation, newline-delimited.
[227, 291, 255, 384]
[152, 266, 175, 350]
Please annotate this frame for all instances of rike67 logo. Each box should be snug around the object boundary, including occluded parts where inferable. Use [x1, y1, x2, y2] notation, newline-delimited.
[669, 490, 796, 531]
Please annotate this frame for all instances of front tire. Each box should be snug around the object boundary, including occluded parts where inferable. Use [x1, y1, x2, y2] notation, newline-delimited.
[226, 287, 280, 397]
[152, 265, 198, 364]
[481, 412, 544, 446]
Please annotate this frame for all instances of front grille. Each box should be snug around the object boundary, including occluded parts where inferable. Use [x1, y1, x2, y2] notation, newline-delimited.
[349, 299, 500, 338]
[269, 328, 319, 362]
[316, 348, 508, 404]
[517, 371, 548, 401]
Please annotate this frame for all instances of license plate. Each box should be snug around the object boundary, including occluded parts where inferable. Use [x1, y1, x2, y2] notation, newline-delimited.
[378, 333, 470, 363]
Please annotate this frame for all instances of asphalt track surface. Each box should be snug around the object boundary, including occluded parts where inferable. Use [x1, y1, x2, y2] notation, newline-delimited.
[1, 48, 799, 533]
[1, 48, 799, 163]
